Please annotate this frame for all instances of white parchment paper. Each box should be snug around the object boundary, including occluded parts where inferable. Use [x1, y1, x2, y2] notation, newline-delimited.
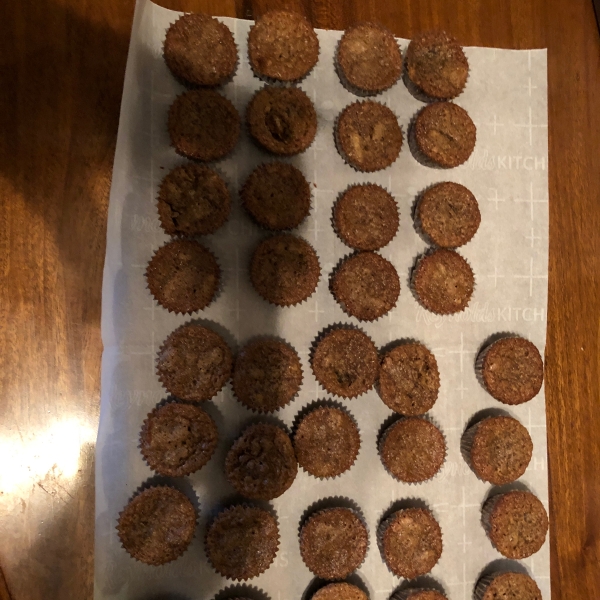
[96, 1, 550, 598]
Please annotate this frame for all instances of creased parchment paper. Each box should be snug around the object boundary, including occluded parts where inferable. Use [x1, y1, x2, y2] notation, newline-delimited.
[96, 1, 549, 598]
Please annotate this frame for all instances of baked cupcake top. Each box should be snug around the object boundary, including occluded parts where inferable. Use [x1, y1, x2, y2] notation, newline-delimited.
[478, 571, 542, 600]
[247, 86, 317, 155]
[405, 30, 469, 100]
[311, 583, 368, 600]
[158, 163, 231, 236]
[156, 323, 233, 402]
[117, 486, 196, 565]
[205, 505, 279, 580]
[417, 182, 480, 247]
[163, 13, 237, 87]
[337, 101, 403, 171]
[311, 328, 379, 398]
[225, 423, 298, 500]
[399, 592, 447, 600]
[412, 248, 474, 314]
[294, 406, 361, 478]
[467, 415, 533, 485]
[250, 233, 320, 306]
[485, 491, 548, 559]
[331, 252, 400, 321]
[168, 90, 240, 161]
[300, 507, 368, 580]
[146, 239, 220, 314]
[337, 23, 402, 94]
[413, 102, 476, 168]
[378, 342, 440, 415]
[232, 338, 303, 412]
[333, 184, 399, 251]
[248, 10, 319, 81]
[140, 402, 218, 477]
[241, 162, 311, 230]
[481, 337, 544, 405]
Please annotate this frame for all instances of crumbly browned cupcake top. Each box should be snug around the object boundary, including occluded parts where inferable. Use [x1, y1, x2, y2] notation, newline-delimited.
[247, 86, 317, 155]
[331, 252, 400, 321]
[312, 582, 368, 600]
[241, 162, 311, 230]
[333, 184, 399, 251]
[417, 182, 480, 247]
[311, 328, 379, 398]
[158, 163, 231, 237]
[468, 416, 533, 485]
[481, 337, 544, 405]
[405, 30, 469, 100]
[337, 23, 402, 93]
[250, 233, 320, 306]
[413, 102, 476, 168]
[225, 423, 298, 500]
[400, 591, 447, 600]
[479, 572, 542, 600]
[140, 402, 218, 477]
[380, 418, 446, 483]
[168, 90, 240, 161]
[117, 486, 196, 565]
[205, 505, 279, 580]
[485, 491, 548, 559]
[294, 406, 361, 478]
[146, 239, 221, 314]
[381, 508, 442, 579]
[412, 248, 474, 314]
[300, 507, 368, 580]
[337, 101, 403, 172]
[233, 338, 303, 412]
[156, 323, 233, 402]
[163, 14, 238, 87]
[248, 10, 319, 81]
[378, 342, 440, 415]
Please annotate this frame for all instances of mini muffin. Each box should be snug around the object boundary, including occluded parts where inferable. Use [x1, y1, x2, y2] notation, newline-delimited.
[483, 491, 548, 559]
[157, 163, 231, 236]
[412, 248, 474, 314]
[333, 184, 399, 251]
[337, 23, 402, 94]
[413, 102, 476, 168]
[232, 338, 303, 412]
[225, 423, 298, 500]
[394, 591, 447, 600]
[479, 337, 544, 405]
[248, 10, 319, 82]
[463, 415, 533, 484]
[205, 505, 279, 580]
[378, 342, 440, 415]
[380, 508, 442, 579]
[331, 252, 400, 321]
[241, 162, 311, 230]
[168, 90, 240, 161]
[475, 571, 542, 600]
[380, 418, 446, 483]
[156, 323, 233, 402]
[300, 507, 368, 580]
[294, 406, 361, 478]
[405, 30, 469, 100]
[250, 233, 320, 306]
[163, 14, 238, 87]
[312, 583, 367, 600]
[336, 101, 403, 171]
[247, 86, 317, 155]
[146, 239, 220, 314]
[311, 328, 379, 398]
[416, 182, 480, 247]
[140, 402, 218, 477]
[117, 486, 196, 565]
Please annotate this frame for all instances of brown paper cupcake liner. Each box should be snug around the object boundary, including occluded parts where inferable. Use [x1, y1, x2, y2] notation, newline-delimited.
[390, 580, 448, 600]
[473, 561, 535, 600]
[410, 182, 453, 246]
[212, 584, 272, 600]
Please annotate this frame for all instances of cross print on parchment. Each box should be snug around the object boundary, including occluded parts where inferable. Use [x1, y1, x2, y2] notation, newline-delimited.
[513, 106, 548, 146]
[514, 257, 548, 297]
[487, 188, 506, 210]
[513, 181, 549, 220]
[484, 114, 504, 134]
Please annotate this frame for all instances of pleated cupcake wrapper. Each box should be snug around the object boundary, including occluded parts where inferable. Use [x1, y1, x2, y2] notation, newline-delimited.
[212, 583, 272, 600]
[473, 565, 540, 600]
[309, 322, 379, 400]
[205, 503, 281, 581]
[459, 419, 481, 477]
[390, 586, 447, 600]
[480, 494, 502, 547]
[473, 573, 502, 600]
[292, 399, 362, 480]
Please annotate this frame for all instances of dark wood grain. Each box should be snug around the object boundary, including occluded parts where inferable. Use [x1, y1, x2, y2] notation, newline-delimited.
[0, 0, 598, 598]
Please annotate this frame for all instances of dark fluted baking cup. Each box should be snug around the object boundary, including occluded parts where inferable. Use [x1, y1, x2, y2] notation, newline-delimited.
[407, 112, 444, 169]
[391, 587, 448, 600]
[474, 570, 542, 600]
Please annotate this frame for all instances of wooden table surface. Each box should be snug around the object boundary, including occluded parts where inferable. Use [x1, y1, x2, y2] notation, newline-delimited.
[1, 0, 599, 598]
